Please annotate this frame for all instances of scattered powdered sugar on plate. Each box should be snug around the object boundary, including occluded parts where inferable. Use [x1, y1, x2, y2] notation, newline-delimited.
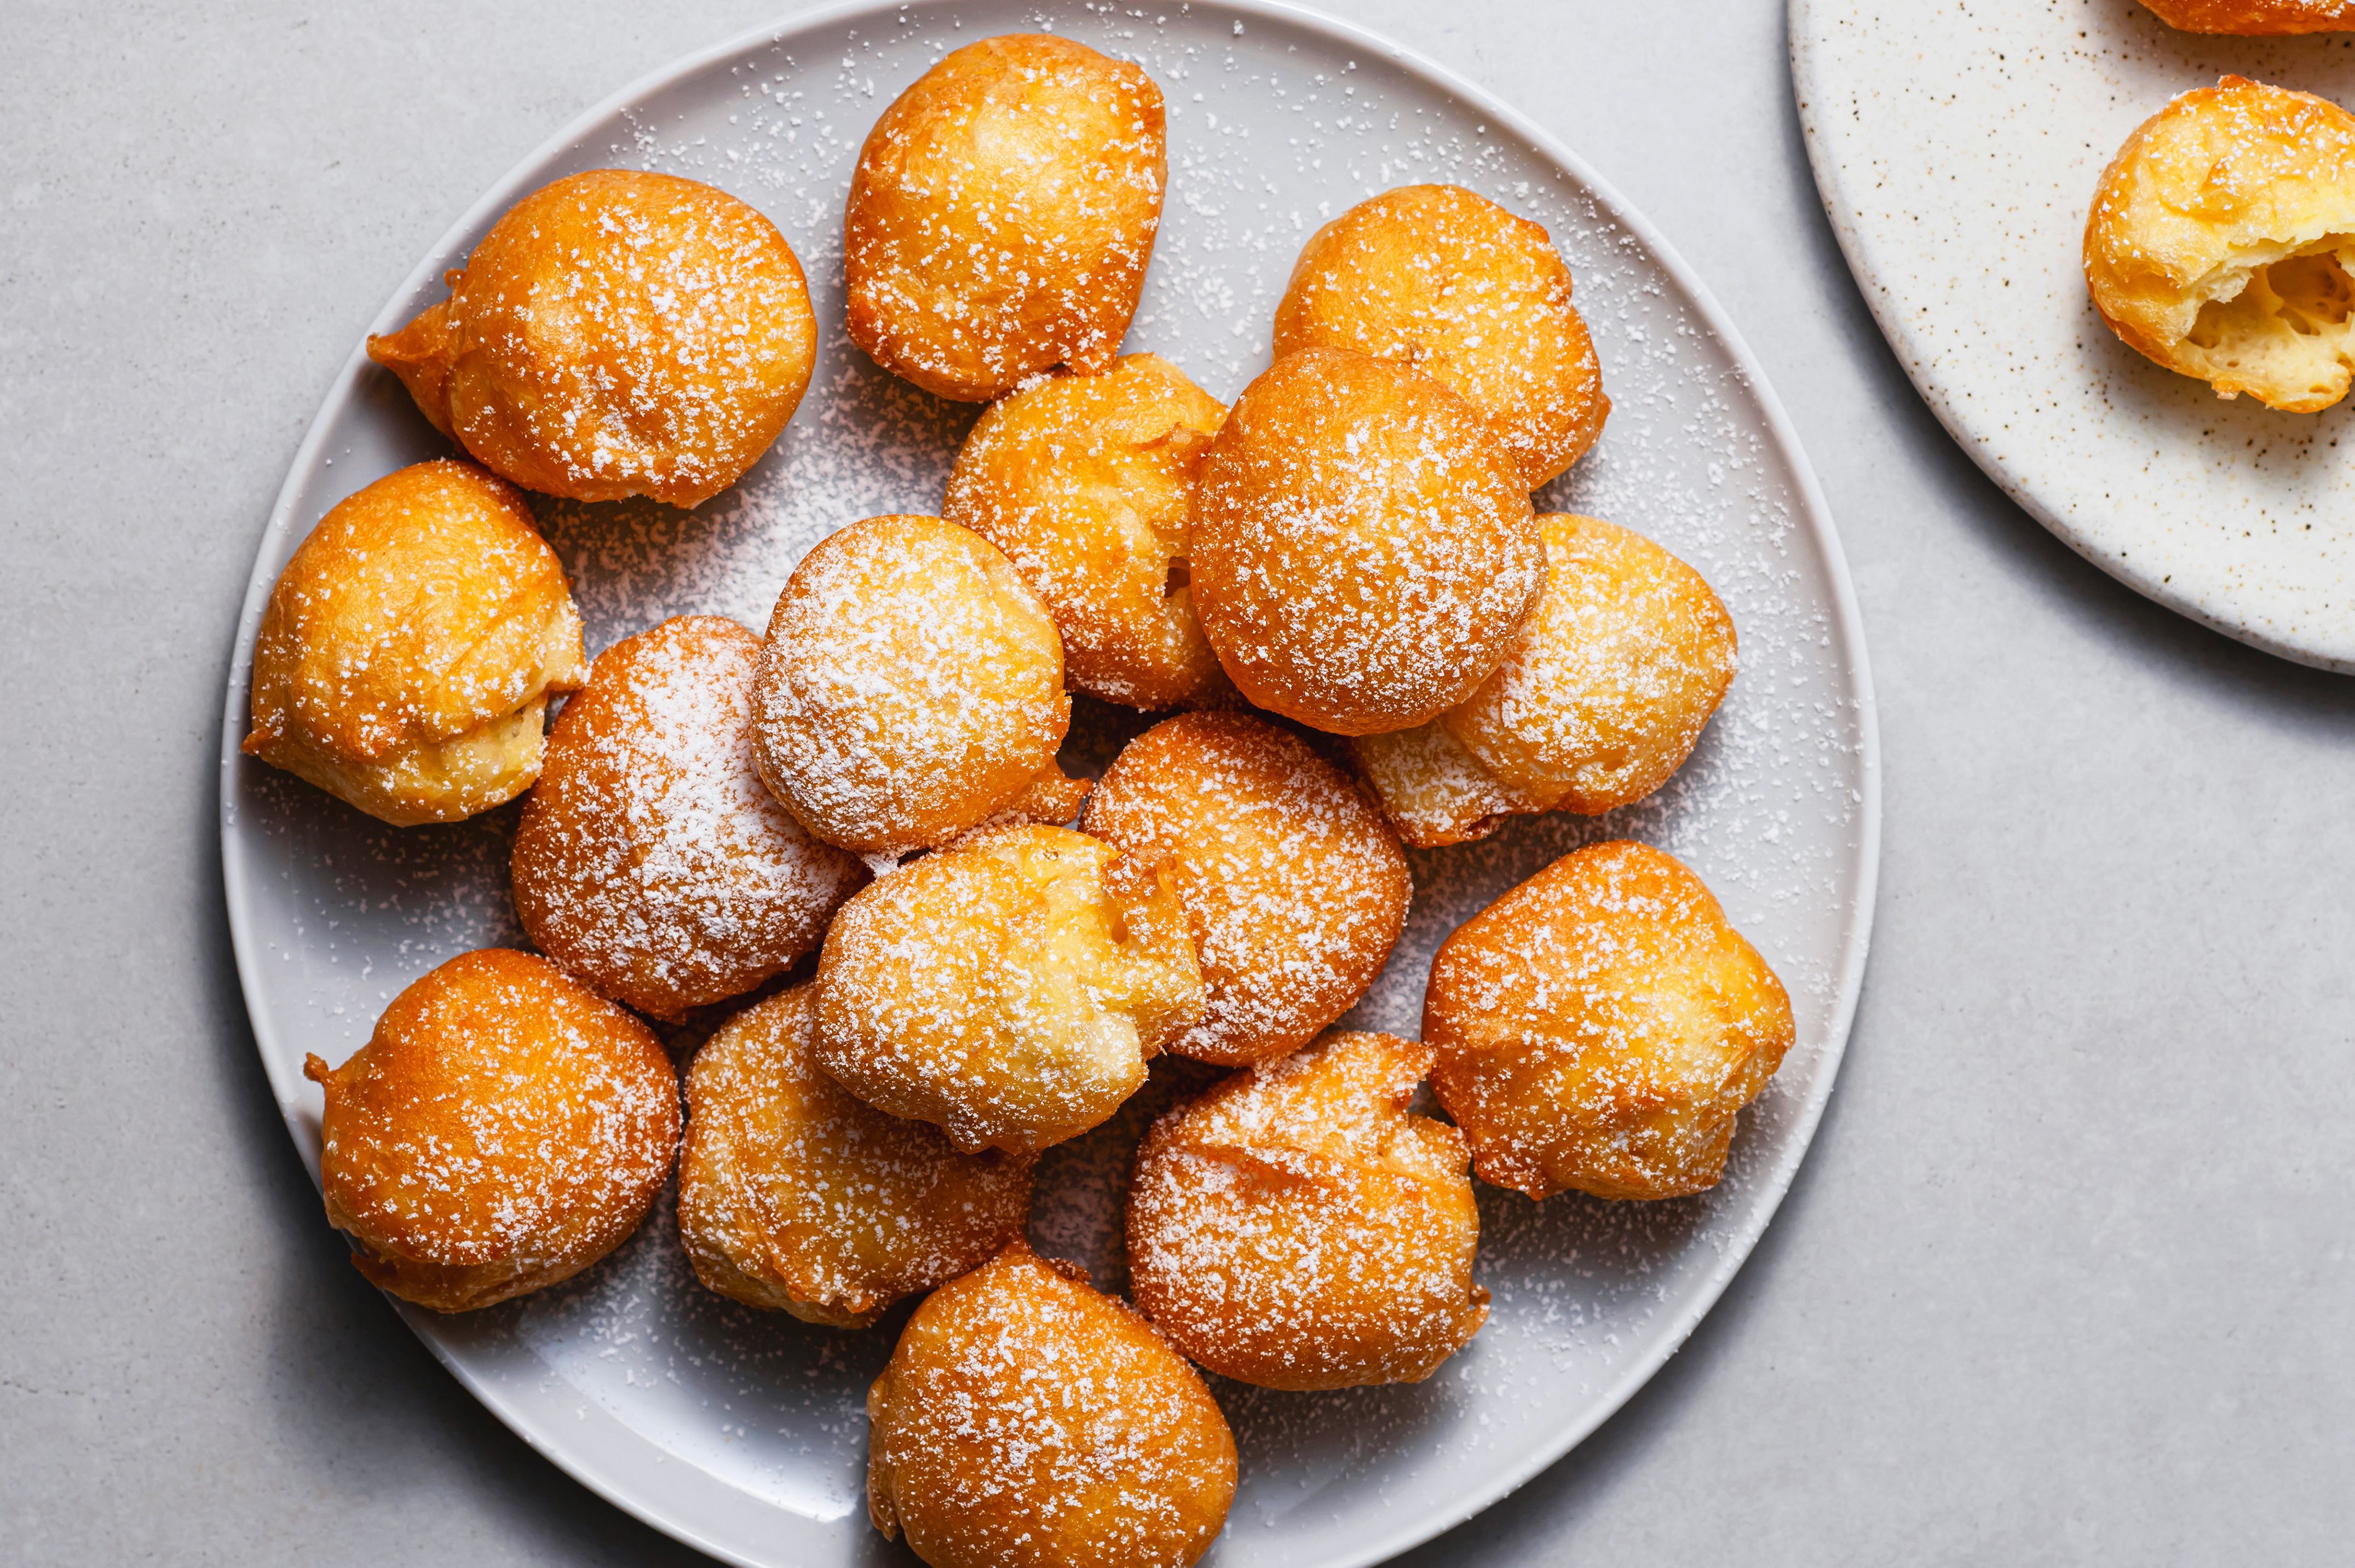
[223, 6, 1872, 1565]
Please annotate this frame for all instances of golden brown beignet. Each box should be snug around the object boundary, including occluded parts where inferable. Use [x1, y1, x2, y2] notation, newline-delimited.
[304, 948, 678, 1312]
[1351, 514, 1735, 846]
[1081, 712, 1409, 1066]
[243, 459, 585, 827]
[368, 169, 815, 506]
[1274, 183, 1608, 489]
[943, 355, 1227, 708]
[1190, 347, 1544, 736]
[1423, 840, 1794, 1202]
[752, 514, 1082, 858]
[513, 615, 866, 1021]
[844, 34, 1166, 402]
[867, 1242, 1235, 1568]
[1126, 1032, 1488, 1391]
[676, 984, 1033, 1328]
[2139, 0, 2352, 32]
[815, 822, 1202, 1155]
[2086, 77, 2355, 412]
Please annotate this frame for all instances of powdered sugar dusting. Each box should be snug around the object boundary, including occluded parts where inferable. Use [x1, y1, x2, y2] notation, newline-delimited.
[229, 5, 1871, 1558]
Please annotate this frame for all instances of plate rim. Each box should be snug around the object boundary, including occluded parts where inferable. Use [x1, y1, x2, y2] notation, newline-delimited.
[218, 2, 1885, 1562]
[1786, 0, 2355, 676]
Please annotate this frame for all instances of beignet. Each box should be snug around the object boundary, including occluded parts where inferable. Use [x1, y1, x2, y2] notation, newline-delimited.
[243, 459, 585, 827]
[1081, 712, 1409, 1066]
[752, 514, 1083, 859]
[677, 983, 1033, 1327]
[1274, 183, 1608, 489]
[866, 1242, 1235, 1568]
[815, 822, 1202, 1155]
[368, 169, 815, 505]
[1423, 840, 1794, 1202]
[944, 355, 1226, 708]
[1190, 348, 1543, 735]
[1351, 514, 1735, 846]
[512, 615, 866, 1021]
[2139, 1, 2352, 32]
[1126, 1032, 1488, 1391]
[844, 34, 1166, 401]
[2086, 77, 2355, 412]
[304, 948, 678, 1312]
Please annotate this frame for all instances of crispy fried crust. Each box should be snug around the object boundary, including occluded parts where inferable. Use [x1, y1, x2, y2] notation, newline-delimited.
[304, 948, 678, 1312]
[1423, 840, 1794, 1202]
[676, 984, 1033, 1327]
[1274, 183, 1608, 489]
[1351, 515, 1734, 845]
[512, 616, 866, 1021]
[2085, 76, 2355, 412]
[2140, 0, 2353, 33]
[945, 355, 1227, 708]
[814, 823, 1202, 1155]
[844, 35, 1166, 401]
[367, 169, 815, 506]
[752, 515, 1076, 858]
[866, 1242, 1235, 1568]
[1126, 1033, 1488, 1390]
[1190, 348, 1543, 736]
[1081, 712, 1408, 1065]
[243, 459, 585, 826]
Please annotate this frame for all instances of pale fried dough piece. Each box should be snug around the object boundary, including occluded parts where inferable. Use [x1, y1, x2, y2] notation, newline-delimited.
[752, 515, 1078, 859]
[2086, 77, 2355, 412]
[1350, 515, 1735, 846]
[815, 823, 1202, 1155]
[243, 459, 585, 827]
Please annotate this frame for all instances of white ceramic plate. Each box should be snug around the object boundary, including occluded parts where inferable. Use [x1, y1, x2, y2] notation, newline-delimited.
[1791, 0, 2355, 672]
[220, 3, 1880, 1563]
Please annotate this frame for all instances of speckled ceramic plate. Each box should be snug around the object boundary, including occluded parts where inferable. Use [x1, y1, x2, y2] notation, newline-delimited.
[220, 3, 1879, 1564]
[1791, 0, 2355, 671]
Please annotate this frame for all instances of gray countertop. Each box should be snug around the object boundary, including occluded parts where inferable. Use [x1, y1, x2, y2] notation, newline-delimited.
[5, 2, 2350, 1563]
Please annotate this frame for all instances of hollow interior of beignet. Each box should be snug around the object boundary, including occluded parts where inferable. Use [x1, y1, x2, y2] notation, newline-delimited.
[2181, 237, 2355, 408]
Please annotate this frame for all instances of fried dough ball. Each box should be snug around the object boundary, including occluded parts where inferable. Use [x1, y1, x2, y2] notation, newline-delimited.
[2085, 77, 2355, 413]
[2139, 1, 2352, 32]
[1081, 713, 1409, 1066]
[1423, 840, 1795, 1202]
[943, 355, 1227, 708]
[513, 616, 866, 1021]
[368, 169, 815, 506]
[1351, 514, 1736, 846]
[1191, 348, 1543, 735]
[677, 984, 1033, 1328]
[1273, 184, 1608, 489]
[867, 1242, 1235, 1568]
[243, 460, 585, 826]
[815, 822, 1202, 1155]
[844, 35, 1167, 402]
[1126, 1033, 1488, 1391]
[752, 515, 1085, 859]
[303, 948, 678, 1312]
